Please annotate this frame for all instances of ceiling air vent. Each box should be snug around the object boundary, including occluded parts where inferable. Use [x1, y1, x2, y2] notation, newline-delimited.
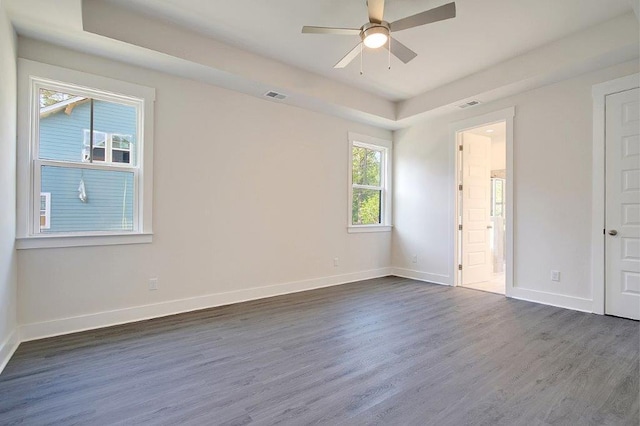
[264, 91, 287, 100]
[458, 100, 481, 109]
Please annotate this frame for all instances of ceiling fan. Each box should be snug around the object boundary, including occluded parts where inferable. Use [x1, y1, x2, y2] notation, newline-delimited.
[302, 0, 456, 68]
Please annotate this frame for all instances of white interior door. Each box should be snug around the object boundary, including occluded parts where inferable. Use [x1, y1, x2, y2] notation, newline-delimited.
[461, 133, 492, 285]
[605, 87, 640, 320]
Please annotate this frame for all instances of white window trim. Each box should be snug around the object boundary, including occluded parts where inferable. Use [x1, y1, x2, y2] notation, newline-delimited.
[348, 132, 392, 233]
[16, 59, 156, 249]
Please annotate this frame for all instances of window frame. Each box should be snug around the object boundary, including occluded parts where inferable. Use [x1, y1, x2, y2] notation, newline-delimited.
[348, 132, 392, 233]
[16, 59, 155, 249]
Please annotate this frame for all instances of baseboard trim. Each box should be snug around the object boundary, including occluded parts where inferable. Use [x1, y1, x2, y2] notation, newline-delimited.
[391, 268, 594, 313]
[509, 287, 593, 313]
[20, 268, 393, 342]
[390, 268, 451, 286]
[0, 328, 21, 375]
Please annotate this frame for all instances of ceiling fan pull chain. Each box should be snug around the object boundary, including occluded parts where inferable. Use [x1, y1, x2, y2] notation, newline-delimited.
[388, 36, 391, 70]
[360, 42, 364, 75]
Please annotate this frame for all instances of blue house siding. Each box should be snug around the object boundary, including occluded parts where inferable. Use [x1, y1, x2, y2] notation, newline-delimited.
[39, 101, 90, 162]
[41, 167, 134, 233]
[39, 100, 137, 233]
[39, 100, 137, 163]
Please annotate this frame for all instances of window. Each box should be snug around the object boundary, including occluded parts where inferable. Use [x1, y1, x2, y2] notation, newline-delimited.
[83, 131, 132, 164]
[348, 133, 392, 232]
[111, 134, 133, 164]
[491, 178, 505, 217]
[40, 193, 51, 230]
[82, 130, 107, 162]
[17, 59, 155, 249]
[352, 145, 383, 224]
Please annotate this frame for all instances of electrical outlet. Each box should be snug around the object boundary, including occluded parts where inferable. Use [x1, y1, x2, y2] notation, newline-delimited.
[333, 257, 339, 267]
[551, 271, 560, 282]
[148, 277, 158, 290]
[412, 255, 418, 264]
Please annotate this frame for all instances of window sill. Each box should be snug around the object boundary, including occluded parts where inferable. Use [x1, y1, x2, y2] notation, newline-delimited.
[16, 232, 153, 249]
[348, 225, 392, 234]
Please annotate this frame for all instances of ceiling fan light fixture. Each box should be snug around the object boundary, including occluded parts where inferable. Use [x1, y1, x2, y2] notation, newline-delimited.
[361, 25, 389, 49]
[302, 2, 457, 68]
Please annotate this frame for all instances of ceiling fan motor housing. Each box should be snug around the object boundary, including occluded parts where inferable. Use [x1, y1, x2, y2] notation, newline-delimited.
[360, 22, 390, 48]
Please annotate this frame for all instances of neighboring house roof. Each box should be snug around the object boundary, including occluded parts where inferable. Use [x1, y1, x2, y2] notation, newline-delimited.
[40, 96, 88, 118]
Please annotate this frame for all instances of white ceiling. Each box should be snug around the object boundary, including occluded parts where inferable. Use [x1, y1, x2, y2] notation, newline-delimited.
[465, 122, 506, 142]
[106, 0, 633, 101]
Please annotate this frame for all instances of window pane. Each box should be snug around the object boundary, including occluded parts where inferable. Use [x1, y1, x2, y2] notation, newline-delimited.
[352, 145, 382, 186]
[41, 165, 135, 233]
[94, 100, 137, 165]
[111, 150, 130, 164]
[491, 178, 505, 217]
[495, 180, 503, 203]
[39, 193, 50, 230]
[112, 134, 132, 150]
[39, 90, 90, 162]
[83, 130, 107, 148]
[352, 188, 381, 225]
[82, 131, 107, 163]
[39, 92, 138, 165]
[365, 148, 381, 186]
[92, 147, 106, 162]
[352, 146, 366, 185]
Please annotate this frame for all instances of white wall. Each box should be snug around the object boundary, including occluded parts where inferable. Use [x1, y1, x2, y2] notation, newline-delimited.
[16, 38, 392, 338]
[392, 60, 639, 311]
[9, 32, 639, 343]
[0, 0, 19, 368]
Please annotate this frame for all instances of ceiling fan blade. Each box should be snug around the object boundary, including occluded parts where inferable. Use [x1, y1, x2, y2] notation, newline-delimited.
[390, 2, 456, 32]
[302, 26, 361, 36]
[385, 37, 417, 64]
[367, 0, 385, 24]
[334, 43, 362, 68]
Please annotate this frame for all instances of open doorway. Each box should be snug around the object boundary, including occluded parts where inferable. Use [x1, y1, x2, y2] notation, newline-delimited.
[457, 121, 507, 295]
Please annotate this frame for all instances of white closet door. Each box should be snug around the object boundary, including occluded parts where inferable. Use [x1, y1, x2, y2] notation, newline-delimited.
[606, 87, 640, 320]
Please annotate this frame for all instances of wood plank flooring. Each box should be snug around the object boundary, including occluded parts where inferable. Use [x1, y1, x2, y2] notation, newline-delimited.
[1, 277, 638, 425]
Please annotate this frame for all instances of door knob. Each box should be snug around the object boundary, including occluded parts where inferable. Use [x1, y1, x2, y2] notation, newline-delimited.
[608, 230, 618, 236]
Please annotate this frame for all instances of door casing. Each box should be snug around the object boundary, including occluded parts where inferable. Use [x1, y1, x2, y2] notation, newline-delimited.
[450, 107, 515, 297]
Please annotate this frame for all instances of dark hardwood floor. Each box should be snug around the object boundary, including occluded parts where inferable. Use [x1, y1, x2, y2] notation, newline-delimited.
[1, 277, 638, 425]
